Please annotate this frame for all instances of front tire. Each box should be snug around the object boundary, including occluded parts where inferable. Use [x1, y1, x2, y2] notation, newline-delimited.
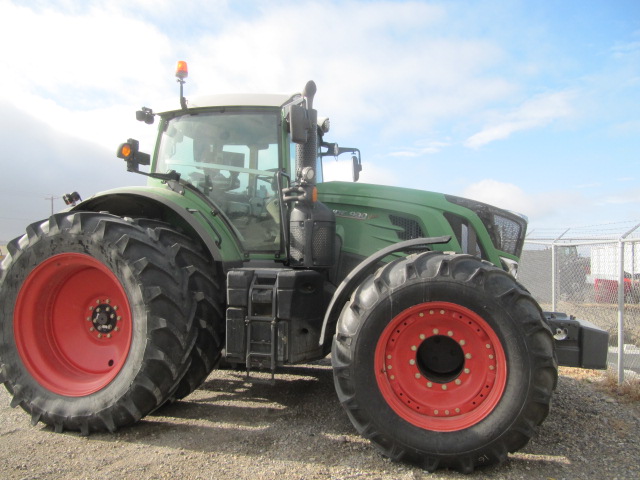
[0, 212, 200, 434]
[332, 252, 557, 472]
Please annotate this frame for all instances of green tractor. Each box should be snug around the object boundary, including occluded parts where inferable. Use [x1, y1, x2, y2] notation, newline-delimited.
[0, 63, 608, 472]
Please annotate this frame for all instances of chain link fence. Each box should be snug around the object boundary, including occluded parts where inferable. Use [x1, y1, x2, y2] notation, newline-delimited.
[519, 222, 640, 382]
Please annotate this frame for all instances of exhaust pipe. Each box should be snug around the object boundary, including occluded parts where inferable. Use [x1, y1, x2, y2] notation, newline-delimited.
[295, 81, 318, 185]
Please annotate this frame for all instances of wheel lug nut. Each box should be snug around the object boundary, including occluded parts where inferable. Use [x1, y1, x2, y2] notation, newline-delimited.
[465, 353, 472, 359]
[86, 317, 91, 321]
[89, 327, 94, 332]
[97, 334, 102, 339]
[455, 379, 462, 385]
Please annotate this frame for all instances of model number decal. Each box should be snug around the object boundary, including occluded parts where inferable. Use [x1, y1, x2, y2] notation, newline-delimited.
[333, 209, 372, 220]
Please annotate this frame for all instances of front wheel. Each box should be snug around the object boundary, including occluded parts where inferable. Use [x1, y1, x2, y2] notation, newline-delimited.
[332, 252, 557, 473]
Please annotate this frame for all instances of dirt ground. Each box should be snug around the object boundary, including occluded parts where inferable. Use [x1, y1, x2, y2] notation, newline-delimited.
[0, 361, 639, 480]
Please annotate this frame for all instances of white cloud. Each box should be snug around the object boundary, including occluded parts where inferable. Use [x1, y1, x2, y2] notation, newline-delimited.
[603, 188, 640, 205]
[389, 140, 450, 157]
[323, 157, 399, 186]
[461, 179, 580, 222]
[0, 0, 533, 153]
[464, 91, 576, 148]
[0, 1, 177, 149]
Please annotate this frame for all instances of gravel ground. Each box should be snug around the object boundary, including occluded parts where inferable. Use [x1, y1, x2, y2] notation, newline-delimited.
[0, 362, 638, 480]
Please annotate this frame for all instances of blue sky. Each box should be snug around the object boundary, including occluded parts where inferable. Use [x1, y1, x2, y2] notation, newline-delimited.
[0, 0, 638, 242]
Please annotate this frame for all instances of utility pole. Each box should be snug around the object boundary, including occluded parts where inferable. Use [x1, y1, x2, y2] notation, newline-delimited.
[45, 195, 59, 215]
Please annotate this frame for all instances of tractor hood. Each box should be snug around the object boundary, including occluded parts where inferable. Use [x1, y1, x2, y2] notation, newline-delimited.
[316, 181, 527, 267]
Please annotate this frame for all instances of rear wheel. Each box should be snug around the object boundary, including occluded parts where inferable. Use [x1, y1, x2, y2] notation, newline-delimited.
[0, 212, 200, 434]
[133, 219, 224, 400]
[332, 252, 557, 473]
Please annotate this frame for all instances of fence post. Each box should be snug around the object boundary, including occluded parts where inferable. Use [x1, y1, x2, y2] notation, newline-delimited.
[617, 223, 640, 383]
[617, 238, 625, 383]
[551, 229, 569, 312]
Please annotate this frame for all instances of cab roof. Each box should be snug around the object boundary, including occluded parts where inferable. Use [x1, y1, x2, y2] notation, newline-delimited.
[159, 93, 300, 113]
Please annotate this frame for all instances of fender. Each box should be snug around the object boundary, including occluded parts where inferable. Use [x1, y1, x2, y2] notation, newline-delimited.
[70, 187, 243, 266]
[319, 236, 451, 347]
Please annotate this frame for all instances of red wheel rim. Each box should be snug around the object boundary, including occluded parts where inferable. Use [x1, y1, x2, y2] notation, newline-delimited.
[14, 253, 132, 396]
[374, 302, 507, 431]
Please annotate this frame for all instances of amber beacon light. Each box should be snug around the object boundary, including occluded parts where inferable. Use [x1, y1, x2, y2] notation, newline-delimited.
[176, 61, 188, 80]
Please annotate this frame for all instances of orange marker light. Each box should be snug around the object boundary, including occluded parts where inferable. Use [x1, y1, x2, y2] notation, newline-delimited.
[176, 61, 188, 80]
[120, 144, 132, 158]
[312, 186, 318, 203]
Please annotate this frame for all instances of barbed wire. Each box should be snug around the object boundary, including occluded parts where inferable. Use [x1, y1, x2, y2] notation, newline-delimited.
[527, 220, 640, 241]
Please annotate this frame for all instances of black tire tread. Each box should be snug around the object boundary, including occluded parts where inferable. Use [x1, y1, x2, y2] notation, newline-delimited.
[332, 251, 557, 473]
[132, 219, 225, 401]
[0, 212, 202, 433]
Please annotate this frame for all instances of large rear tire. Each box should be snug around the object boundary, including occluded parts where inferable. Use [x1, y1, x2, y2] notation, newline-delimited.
[133, 219, 224, 400]
[0, 212, 201, 434]
[332, 252, 557, 473]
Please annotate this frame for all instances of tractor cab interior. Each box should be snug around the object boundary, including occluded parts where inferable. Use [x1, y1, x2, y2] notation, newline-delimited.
[155, 111, 283, 252]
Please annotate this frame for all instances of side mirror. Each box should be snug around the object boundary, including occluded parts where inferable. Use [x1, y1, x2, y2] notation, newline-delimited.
[352, 155, 362, 182]
[288, 104, 309, 144]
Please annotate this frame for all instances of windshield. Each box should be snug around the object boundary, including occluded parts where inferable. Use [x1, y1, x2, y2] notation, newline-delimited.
[156, 111, 282, 252]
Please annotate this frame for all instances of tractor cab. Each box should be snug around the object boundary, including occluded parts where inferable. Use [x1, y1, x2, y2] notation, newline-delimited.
[118, 62, 361, 266]
[154, 107, 284, 252]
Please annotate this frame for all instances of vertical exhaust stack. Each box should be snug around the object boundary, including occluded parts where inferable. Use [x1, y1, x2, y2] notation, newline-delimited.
[288, 81, 336, 269]
[295, 81, 318, 184]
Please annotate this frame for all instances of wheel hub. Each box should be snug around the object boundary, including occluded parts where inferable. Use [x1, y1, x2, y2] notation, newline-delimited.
[375, 301, 507, 431]
[14, 253, 132, 396]
[88, 300, 121, 338]
[416, 335, 465, 383]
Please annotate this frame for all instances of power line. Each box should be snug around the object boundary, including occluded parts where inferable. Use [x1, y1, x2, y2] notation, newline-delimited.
[44, 195, 60, 216]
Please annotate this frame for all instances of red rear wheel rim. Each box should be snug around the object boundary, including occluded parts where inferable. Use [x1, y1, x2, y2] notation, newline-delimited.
[14, 253, 132, 396]
[374, 301, 507, 431]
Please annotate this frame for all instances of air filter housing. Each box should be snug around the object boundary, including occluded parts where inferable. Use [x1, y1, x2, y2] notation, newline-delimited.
[289, 201, 335, 268]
